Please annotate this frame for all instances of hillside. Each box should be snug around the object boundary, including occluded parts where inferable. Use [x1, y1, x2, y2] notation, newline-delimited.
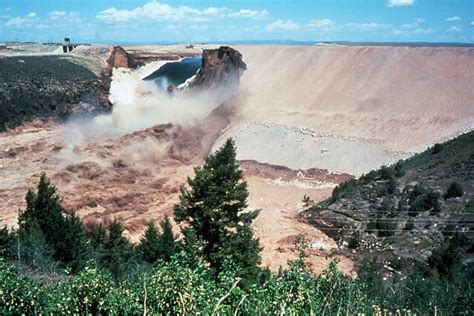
[215, 45, 474, 175]
[0, 55, 109, 131]
[301, 131, 474, 271]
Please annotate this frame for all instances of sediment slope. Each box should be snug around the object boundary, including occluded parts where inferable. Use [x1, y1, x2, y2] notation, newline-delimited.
[215, 45, 474, 175]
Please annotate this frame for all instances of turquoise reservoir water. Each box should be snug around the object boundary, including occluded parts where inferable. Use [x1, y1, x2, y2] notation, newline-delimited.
[143, 57, 201, 90]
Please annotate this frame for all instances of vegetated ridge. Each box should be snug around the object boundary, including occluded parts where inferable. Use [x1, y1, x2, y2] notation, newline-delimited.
[301, 130, 474, 273]
[0, 55, 110, 131]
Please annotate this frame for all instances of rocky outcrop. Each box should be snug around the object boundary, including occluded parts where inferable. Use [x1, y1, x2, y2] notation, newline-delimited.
[187, 46, 247, 96]
[106, 46, 133, 69]
[0, 55, 111, 131]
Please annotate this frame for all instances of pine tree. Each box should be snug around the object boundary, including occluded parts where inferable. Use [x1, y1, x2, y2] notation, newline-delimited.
[16, 216, 55, 271]
[174, 138, 261, 282]
[102, 218, 133, 278]
[21, 173, 67, 262]
[0, 225, 11, 258]
[138, 221, 161, 263]
[88, 224, 107, 268]
[62, 213, 90, 273]
[158, 216, 179, 262]
[138, 217, 179, 263]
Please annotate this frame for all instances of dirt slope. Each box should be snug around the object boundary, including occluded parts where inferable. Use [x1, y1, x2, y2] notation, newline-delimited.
[215, 45, 474, 175]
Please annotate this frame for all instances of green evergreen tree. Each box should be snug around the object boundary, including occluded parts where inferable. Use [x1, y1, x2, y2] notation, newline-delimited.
[0, 226, 11, 258]
[174, 138, 262, 282]
[88, 224, 107, 268]
[16, 215, 55, 271]
[21, 173, 67, 262]
[102, 218, 133, 278]
[138, 221, 161, 263]
[62, 213, 90, 273]
[158, 216, 179, 262]
[179, 226, 203, 268]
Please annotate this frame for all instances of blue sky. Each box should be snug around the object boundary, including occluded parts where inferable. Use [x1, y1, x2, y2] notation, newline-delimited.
[1, 0, 473, 43]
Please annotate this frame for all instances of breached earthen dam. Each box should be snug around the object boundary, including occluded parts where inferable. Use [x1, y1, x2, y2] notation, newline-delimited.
[214, 45, 474, 175]
[0, 43, 473, 272]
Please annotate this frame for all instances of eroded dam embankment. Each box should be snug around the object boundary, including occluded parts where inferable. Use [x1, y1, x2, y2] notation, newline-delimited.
[0, 44, 473, 273]
[215, 45, 474, 175]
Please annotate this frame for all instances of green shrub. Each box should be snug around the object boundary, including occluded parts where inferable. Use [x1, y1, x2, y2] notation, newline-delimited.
[348, 231, 361, 249]
[408, 196, 425, 216]
[394, 161, 405, 177]
[375, 217, 396, 237]
[65, 267, 115, 314]
[404, 219, 415, 230]
[0, 259, 44, 314]
[431, 143, 444, 154]
[444, 182, 464, 199]
[380, 166, 395, 180]
[387, 177, 397, 194]
[331, 179, 357, 203]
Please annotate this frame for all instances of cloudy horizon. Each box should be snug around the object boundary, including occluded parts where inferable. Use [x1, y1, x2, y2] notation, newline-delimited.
[1, 0, 473, 44]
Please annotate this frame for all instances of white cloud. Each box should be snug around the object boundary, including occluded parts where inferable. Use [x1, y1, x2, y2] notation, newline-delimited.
[5, 13, 38, 28]
[393, 26, 435, 36]
[345, 22, 391, 31]
[5, 17, 24, 27]
[97, 2, 216, 22]
[446, 16, 462, 22]
[228, 9, 269, 19]
[448, 26, 462, 32]
[202, 7, 222, 16]
[190, 25, 208, 30]
[34, 23, 48, 30]
[5, 8, 11, 11]
[387, 0, 414, 7]
[401, 18, 424, 28]
[96, 1, 266, 22]
[471, 21, 474, 26]
[413, 27, 435, 34]
[5, 11, 82, 29]
[392, 27, 436, 36]
[265, 19, 299, 32]
[49, 11, 66, 21]
[306, 18, 333, 31]
[48, 11, 82, 23]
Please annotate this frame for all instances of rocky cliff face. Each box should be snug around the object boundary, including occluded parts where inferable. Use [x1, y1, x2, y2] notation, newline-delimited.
[187, 46, 247, 96]
[106, 46, 133, 69]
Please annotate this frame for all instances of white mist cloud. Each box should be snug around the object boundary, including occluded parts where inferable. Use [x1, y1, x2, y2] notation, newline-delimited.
[306, 18, 333, 31]
[49, 11, 66, 21]
[96, 3, 218, 22]
[345, 22, 391, 31]
[228, 9, 269, 19]
[402, 18, 425, 28]
[5, 12, 38, 28]
[77, 60, 233, 137]
[448, 26, 462, 32]
[387, 0, 414, 7]
[446, 16, 462, 22]
[265, 19, 299, 32]
[96, 1, 269, 23]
